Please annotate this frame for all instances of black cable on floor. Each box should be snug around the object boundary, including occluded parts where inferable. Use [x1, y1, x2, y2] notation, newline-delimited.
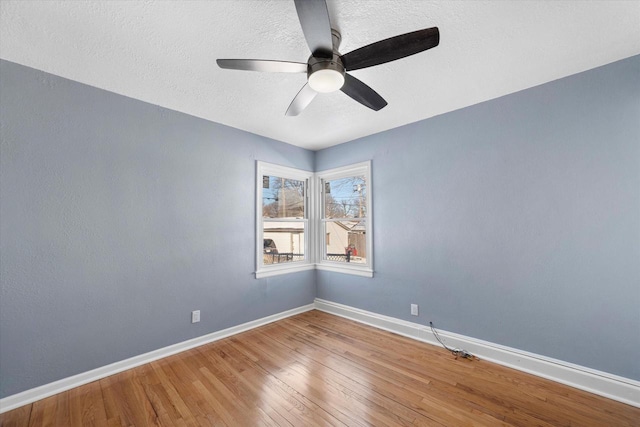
[429, 321, 477, 360]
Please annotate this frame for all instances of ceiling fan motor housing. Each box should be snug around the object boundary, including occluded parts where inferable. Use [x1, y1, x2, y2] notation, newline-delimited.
[306, 29, 345, 93]
[307, 52, 345, 93]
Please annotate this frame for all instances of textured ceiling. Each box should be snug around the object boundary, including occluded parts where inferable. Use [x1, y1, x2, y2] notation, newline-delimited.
[1, 1, 639, 150]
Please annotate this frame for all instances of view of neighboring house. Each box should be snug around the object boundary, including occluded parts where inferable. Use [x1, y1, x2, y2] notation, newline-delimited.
[264, 221, 304, 255]
[325, 221, 366, 263]
[263, 221, 366, 264]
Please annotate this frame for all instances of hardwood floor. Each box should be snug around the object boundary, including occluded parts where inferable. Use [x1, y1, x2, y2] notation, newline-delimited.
[1, 310, 638, 426]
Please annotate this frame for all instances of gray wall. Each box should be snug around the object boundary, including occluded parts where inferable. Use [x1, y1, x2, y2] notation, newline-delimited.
[0, 60, 316, 398]
[315, 55, 640, 380]
[1, 55, 638, 400]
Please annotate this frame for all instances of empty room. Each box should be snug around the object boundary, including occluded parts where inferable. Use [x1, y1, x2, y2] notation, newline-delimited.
[1, 0, 639, 425]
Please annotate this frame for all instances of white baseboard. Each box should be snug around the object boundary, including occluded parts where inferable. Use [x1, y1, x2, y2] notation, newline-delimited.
[313, 298, 640, 408]
[0, 304, 314, 414]
[3, 300, 638, 413]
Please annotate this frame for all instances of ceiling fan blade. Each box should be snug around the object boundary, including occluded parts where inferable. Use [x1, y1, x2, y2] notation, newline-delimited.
[285, 83, 318, 116]
[294, 0, 334, 57]
[217, 59, 307, 73]
[340, 74, 387, 111]
[341, 27, 439, 71]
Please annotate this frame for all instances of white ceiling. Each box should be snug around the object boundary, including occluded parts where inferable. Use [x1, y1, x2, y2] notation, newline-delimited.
[1, 1, 639, 151]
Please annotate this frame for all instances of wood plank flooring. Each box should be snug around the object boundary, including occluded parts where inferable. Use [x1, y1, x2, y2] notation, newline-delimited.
[1, 310, 638, 426]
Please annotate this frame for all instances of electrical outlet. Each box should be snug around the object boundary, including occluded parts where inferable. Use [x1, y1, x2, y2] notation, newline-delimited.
[191, 310, 200, 323]
[411, 304, 419, 316]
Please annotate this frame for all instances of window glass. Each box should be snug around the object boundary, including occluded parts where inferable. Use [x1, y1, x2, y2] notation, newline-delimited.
[261, 176, 305, 265]
[262, 221, 305, 264]
[323, 220, 367, 264]
[324, 176, 366, 219]
[263, 176, 305, 219]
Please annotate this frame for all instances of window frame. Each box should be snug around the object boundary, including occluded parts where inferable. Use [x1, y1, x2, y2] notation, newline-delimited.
[315, 161, 373, 278]
[255, 161, 315, 279]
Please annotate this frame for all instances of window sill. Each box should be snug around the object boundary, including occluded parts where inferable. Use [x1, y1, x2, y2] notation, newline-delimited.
[255, 262, 373, 279]
[315, 263, 374, 278]
[255, 263, 315, 279]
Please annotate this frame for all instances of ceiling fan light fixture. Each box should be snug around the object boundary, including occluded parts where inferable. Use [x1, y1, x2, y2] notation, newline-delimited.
[308, 68, 345, 93]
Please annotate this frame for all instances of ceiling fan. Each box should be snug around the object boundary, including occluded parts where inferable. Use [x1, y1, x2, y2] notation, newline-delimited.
[217, 0, 439, 116]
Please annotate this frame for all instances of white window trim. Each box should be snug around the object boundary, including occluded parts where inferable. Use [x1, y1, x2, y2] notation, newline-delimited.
[315, 161, 373, 278]
[255, 160, 373, 279]
[255, 161, 314, 279]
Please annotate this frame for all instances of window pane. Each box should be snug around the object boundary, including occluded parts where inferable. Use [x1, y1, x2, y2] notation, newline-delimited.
[324, 176, 366, 219]
[263, 221, 305, 265]
[263, 176, 305, 218]
[323, 220, 366, 264]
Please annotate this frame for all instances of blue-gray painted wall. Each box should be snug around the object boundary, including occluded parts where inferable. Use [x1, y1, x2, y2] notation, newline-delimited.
[1, 55, 638, 399]
[315, 55, 640, 380]
[0, 60, 316, 398]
